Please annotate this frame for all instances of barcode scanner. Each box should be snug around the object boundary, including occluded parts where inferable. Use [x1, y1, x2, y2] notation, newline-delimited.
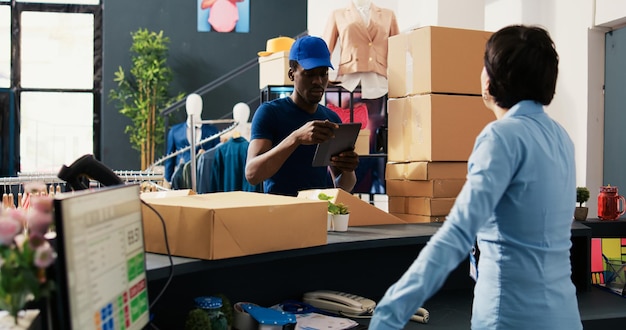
[57, 154, 123, 191]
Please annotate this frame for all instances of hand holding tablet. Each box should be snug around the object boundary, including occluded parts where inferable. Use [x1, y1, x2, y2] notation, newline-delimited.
[312, 123, 361, 167]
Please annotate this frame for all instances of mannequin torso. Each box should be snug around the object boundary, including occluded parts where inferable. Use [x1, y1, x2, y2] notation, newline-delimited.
[323, 1, 399, 98]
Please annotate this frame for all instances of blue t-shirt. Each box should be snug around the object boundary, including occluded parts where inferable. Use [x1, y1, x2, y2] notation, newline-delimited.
[250, 97, 342, 196]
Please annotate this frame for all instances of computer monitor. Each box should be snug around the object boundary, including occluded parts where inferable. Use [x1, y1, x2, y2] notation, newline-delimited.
[52, 184, 150, 330]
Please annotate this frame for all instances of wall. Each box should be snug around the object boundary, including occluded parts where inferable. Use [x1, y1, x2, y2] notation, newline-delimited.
[596, 0, 626, 27]
[102, 0, 307, 170]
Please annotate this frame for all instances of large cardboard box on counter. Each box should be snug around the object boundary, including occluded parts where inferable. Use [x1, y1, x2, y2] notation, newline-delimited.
[387, 94, 493, 162]
[140, 191, 328, 260]
[386, 161, 467, 181]
[259, 50, 292, 89]
[388, 26, 493, 97]
[297, 188, 407, 226]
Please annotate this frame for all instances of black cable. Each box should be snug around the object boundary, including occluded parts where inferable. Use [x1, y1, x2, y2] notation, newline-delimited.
[141, 200, 175, 321]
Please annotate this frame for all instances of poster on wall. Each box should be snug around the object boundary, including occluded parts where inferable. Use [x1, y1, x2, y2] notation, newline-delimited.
[590, 237, 626, 296]
[197, 0, 250, 33]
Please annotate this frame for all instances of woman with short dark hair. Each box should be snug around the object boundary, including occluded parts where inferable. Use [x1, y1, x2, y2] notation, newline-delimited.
[370, 25, 582, 330]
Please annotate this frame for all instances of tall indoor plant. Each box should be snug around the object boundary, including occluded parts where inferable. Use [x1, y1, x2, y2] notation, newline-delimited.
[109, 28, 184, 170]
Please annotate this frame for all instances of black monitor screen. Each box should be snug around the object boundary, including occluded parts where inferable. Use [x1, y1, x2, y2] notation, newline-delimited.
[53, 184, 150, 330]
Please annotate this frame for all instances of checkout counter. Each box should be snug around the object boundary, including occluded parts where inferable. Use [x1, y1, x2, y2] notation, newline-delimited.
[145, 221, 626, 329]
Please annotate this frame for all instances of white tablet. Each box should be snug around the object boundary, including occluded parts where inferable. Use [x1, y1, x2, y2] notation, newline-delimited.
[312, 123, 361, 167]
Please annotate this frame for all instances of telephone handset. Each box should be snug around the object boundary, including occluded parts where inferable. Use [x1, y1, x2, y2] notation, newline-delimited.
[303, 290, 376, 316]
[302, 290, 429, 324]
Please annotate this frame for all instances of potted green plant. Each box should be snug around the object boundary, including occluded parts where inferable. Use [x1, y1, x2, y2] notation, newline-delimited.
[185, 308, 212, 330]
[109, 28, 185, 170]
[574, 186, 590, 221]
[318, 193, 350, 231]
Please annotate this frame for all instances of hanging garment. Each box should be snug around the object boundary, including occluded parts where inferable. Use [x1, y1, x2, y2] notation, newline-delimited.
[208, 137, 261, 193]
[323, 2, 399, 99]
[164, 122, 220, 182]
[326, 102, 369, 129]
[196, 143, 223, 194]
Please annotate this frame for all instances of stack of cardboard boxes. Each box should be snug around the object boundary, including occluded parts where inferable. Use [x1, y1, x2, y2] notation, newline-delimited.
[384, 26, 494, 223]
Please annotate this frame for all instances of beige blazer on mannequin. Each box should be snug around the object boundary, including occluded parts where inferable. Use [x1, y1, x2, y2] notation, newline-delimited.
[323, 2, 399, 79]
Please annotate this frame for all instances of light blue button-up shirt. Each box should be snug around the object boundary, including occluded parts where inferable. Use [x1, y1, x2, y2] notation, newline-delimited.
[370, 101, 582, 330]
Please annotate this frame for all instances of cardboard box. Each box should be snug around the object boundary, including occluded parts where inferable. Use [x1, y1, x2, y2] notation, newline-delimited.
[388, 196, 455, 216]
[140, 191, 328, 260]
[259, 51, 292, 89]
[385, 179, 465, 198]
[388, 26, 493, 97]
[391, 213, 447, 223]
[387, 94, 494, 162]
[297, 188, 406, 226]
[386, 161, 467, 180]
[141, 189, 195, 198]
[355, 129, 370, 155]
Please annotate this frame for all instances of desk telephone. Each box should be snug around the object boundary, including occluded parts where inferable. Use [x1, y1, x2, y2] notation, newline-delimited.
[303, 290, 429, 324]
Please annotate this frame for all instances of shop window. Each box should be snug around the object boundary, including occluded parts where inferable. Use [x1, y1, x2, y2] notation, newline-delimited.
[19, 91, 93, 173]
[0, 5, 9, 88]
[18, 8, 96, 172]
[20, 11, 93, 89]
[17, 0, 98, 4]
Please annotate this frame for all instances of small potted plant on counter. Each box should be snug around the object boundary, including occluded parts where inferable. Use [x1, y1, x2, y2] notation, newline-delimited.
[574, 186, 590, 221]
[318, 193, 350, 231]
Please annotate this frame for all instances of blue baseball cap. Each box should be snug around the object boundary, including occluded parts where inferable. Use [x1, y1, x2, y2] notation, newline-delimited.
[289, 36, 334, 70]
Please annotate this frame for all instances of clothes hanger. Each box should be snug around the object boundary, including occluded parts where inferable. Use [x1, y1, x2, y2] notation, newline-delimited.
[17, 184, 23, 209]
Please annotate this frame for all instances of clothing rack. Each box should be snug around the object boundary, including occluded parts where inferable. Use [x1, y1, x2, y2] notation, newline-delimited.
[150, 119, 239, 191]
[0, 170, 164, 186]
[149, 120, 237, 168]
[0, 170, 167, 209]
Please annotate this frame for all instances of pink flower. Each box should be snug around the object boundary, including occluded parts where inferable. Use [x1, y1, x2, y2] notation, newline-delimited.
[0, 215, 23, 246]
[6, 208, 27, 226]
[27, 208, 52, 235]
[34, 241, 56, 268]
[29, 196, 53, 214]
[14, 233, 26, 251]
[28, 232, 46, 249]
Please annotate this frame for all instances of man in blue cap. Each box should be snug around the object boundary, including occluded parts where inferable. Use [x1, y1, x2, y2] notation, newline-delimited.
[245, 35, 359, 196]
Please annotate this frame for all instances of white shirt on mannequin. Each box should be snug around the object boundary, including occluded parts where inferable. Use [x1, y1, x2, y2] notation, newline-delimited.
[353, 0, 371, 24]
[186, 115, 202, 144]
[353, 0, 371, 8]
